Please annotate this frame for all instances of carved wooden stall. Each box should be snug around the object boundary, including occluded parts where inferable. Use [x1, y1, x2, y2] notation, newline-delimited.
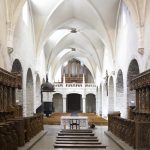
[0, 68, 43, 150]
[108, 69, 150, 150]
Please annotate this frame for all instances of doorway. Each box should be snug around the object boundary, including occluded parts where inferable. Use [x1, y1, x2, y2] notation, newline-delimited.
[67, 94, 81, 113]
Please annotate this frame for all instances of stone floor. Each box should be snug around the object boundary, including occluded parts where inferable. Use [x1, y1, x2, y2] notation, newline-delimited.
[29, 125, 122, 150]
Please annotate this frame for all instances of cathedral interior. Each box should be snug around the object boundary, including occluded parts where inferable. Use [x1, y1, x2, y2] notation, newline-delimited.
[0, 0, 150, 149]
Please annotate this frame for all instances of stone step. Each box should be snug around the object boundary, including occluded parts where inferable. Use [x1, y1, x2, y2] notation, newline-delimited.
[54, 144, 106, 148]
[55, 141, 101, 144]
[56, 136, 97, 139]
[60, 129, 92, 133]
[55, 149, 106, 150]
[56, 138, 99, 142]
[58, 132, 94, 136]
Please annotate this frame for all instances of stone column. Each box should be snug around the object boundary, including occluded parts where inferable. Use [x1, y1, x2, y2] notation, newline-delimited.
[63, 96, 66, 113]
[82, 97, 86, 113]
[49, 93, 53, 102]
[96, 87, 100, 115]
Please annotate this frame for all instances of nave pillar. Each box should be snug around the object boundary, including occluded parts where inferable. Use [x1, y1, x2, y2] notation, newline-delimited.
[82, 97, 86, 113]
[96, 86, 100, 115]
[63, 96, 66, 113]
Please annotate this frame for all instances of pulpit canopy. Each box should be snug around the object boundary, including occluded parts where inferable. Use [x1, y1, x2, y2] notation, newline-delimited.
[41, 75, 55, 92]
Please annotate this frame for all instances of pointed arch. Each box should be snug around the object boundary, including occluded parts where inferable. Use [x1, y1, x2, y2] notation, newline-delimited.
[108, 76, 114, 113]
[26, 68, 34, 116]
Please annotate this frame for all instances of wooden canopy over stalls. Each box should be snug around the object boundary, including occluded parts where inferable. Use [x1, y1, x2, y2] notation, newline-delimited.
[0, 67, 43, 149]
[130, 69, 150, 114]
[0, 67, 22, 114]
[108, 69, 150, 150]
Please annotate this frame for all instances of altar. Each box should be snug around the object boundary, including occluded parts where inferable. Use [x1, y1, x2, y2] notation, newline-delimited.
[60, 116, 88, 129]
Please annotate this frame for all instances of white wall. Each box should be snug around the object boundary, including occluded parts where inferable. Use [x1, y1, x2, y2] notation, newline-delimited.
[0, 1, 150, 117]
[0, 0, 11, 69]
[143, 1, 150, 70]
[11, 1, 46, 116]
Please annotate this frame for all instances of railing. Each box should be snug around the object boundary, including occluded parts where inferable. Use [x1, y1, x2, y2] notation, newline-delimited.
[66, 83, 83, 87]
[54, 83, 96, 88]
[85, 83, 96, 87]
[136, 122, 150, 149]
[108, 112, 150, 149]
[54, 83, 63, 87]
[108, 113, 135, 148]
[0, 113, 43, 149]
[24, 113, 43, 142]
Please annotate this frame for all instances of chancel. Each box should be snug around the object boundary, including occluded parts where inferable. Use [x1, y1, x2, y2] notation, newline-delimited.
[0, 0, 150, 150]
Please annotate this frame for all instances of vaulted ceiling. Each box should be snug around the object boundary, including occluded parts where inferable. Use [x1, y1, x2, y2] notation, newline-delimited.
[30, 0, 121, 78]
[7, 0, 148, 79]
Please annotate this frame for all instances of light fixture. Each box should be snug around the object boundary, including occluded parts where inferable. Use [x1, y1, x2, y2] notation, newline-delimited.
[71, 48, 76, 51]
[70, 28, 77, 33]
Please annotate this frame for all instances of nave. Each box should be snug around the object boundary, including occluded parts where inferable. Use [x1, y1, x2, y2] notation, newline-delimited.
[29, 125, 122, 150]
[0, 0, 150, 149]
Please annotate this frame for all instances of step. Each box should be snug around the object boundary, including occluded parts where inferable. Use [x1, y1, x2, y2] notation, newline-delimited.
[56, 136, 97, 139]
[58, 132, 94, 136]
[54, 144, 106, 148]
[56, 138, 99, 142]
[55, 141, 101, 144]
[60, 129, 92, 133]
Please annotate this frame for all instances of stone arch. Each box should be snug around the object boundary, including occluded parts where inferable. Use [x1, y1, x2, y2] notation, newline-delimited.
[53, 93, 63, 112]
[11, 59, 23, 106]
[127, 59, 139, 116]
[86, 93, 96, 113]
[108, 76, 114, 113]
[116, 69, 125, 117]
[26, 68, 34, 116]
[12, 59, 22, 73]
[35, 74, 41, 112]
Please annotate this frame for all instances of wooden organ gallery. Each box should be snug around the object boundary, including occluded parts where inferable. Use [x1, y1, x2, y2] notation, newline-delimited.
[0, 68, 43, 150]
[61, 59, 93, 83]
[108, 69, 150, 150]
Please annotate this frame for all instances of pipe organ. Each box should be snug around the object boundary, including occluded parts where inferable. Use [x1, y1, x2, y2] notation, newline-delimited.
[62, 59, 84, 83]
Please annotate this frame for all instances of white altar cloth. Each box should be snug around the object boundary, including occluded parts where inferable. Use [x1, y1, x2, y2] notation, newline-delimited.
[60, 116, 88, 129]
